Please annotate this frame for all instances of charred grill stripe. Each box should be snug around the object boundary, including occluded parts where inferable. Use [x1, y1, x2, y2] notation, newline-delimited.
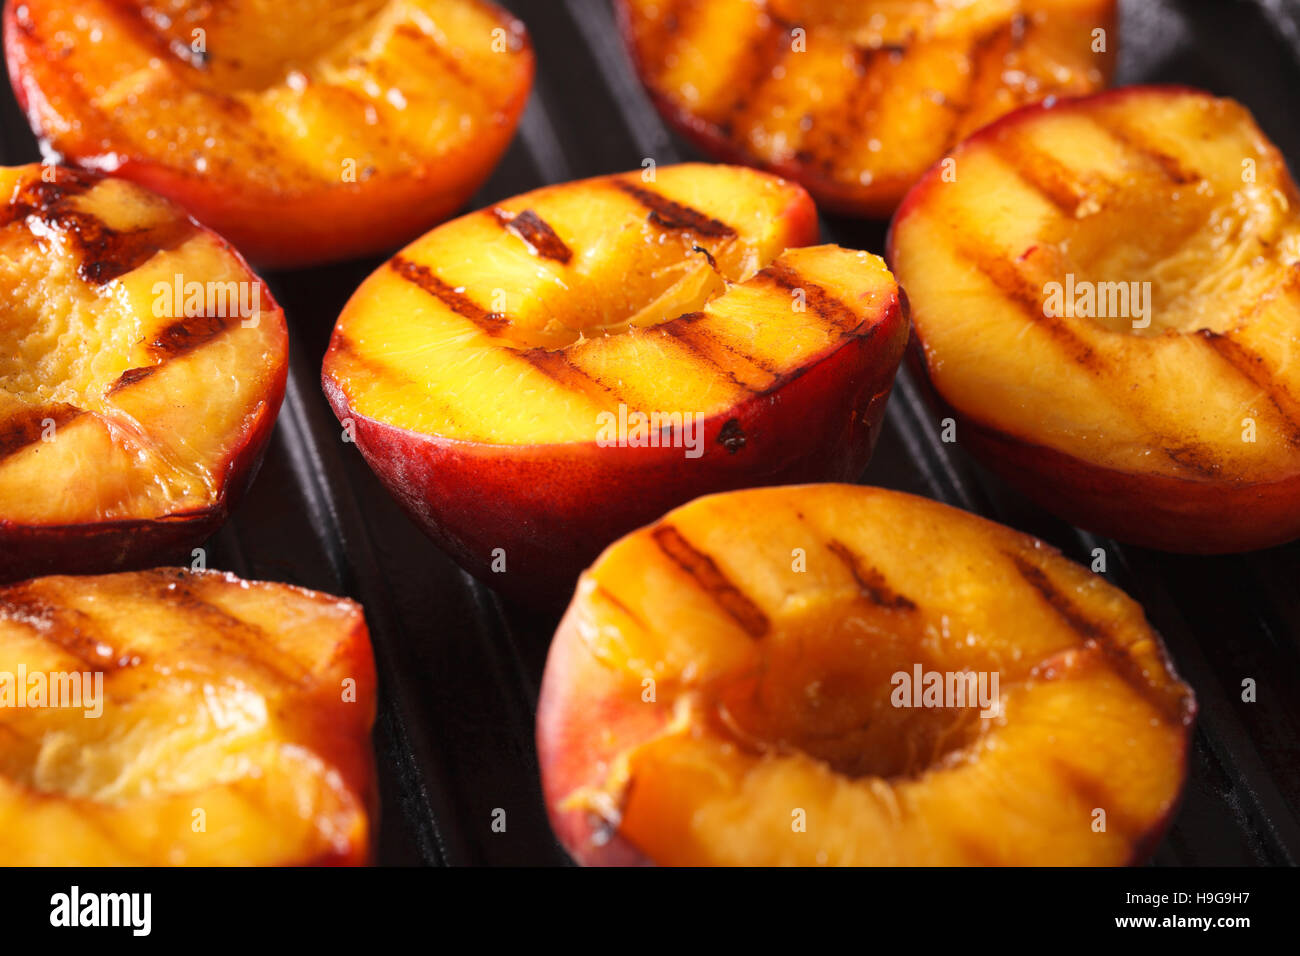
[958, 242, 1225, 479]
[1045, 759, 1149, 842]
[490, 207, 573, 263]
[1007, 552, 1103, 640]
[592, 583, 649, 632]
[103, 0, 210, 69]
[651, 524, 769, 638]
[390, 256, 509, 334]
[711, 18, 791, 140]
[611, 181, 736, 238]
[658, 324, 762, 394]
[148, 313, 232, 361]
[989, 135, 1093, 217]
[0, 169, 97, 229]
[673, 312, 783, 377]
[1006, 551, 1188, 725]
[0, 588, 135, 671]
[793, 45, 893, 179]
[762, 262, 861, 332]
[73, 215, 199, 286]
[518, 348, 625, 408]
[960, 20, 1014, 106]
[635, 0, 692, 80]
[394, 22, 480, 89]
[329, 335, 462, 429]
[1098, 121, 1200, 185]
[1199, 329, 1300, 447]
[1048, 758, 1140, 839]
[2, 170, 198, 285]
[960, 242, 1105, 372]
[825, 539, 916, 611]
[143, 571, 307, 685]
[0, 404, 84, 462]
[942, 16, 1027, 148]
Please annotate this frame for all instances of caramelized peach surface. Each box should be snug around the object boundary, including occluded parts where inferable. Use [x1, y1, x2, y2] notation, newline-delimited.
[889, 86, 1300, 552]
[538, 484, 1194, 866]
[0, 163, 286, 582]
[5, 0, 534, 266]
[323, 164, 909, 604]
[617, 0, 1116, 216]
[328, 164, 886, 443]
[0, 568, 376, 865]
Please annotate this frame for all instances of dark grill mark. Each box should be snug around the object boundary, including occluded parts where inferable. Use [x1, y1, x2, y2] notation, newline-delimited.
[679, 311, 782, 370]
[990, 135, 1094, 217]
[592, 584, 648, 632]
[0, 403, 83, 462]
[971, 17, 1025, 88]
[0, 168, 97, 229]
[712, 19, 791, 140]
[958, 242, 1224, 479]
[148, 313, 231, 361]
[612, 181, 736, 237]
[825, 539, 916, 610]
[763, 262, 861, 332]
[394, 22, 479, 89]
[651, 524, 769, 638]
[0, 588, 135, 671]
[0, 167, 196, 285]
[658, 324, 759, 394]
[1007, 551, 1190, 725]
[1007, 552, 1102, 640]
[1199, 330, 1300, 447]
[1101, 122, 1201, 185]
[1048, 758, 1139, 839]
[74, 216, 198, 286]
[960, 242, 1104, 372]
[390, 256, 509, 334]
[491, 207, 573, 263]
[103, 0, 211, 70]
[327, 335, 462, 430]
[938, 17, 1025, 150]
[800, 44, 896, 177]
[636, 0, 692, 78]
[143, 570, 307, 685]
[661, 319, 778, 391]
[519, 348, 624, 408]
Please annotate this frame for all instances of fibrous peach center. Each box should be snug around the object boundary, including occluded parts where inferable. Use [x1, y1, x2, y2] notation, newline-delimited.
[0, 685, 270, 803]
[707, 615, 992, 781]
[491, 232, 746, 352]
[1035, 174, 1300, 337]
[0, 236, 139, 408]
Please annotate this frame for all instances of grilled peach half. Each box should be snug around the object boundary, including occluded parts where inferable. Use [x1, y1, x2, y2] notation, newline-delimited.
[5, 0, 534, 267]
[889, 86, 1300, 553]
[0, 568, 376, 865]
[0, 163, 287, 583]
[617, 0, 1116, 217]
[322, 164, 909, 606]
[537, 484, 1195, 866]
